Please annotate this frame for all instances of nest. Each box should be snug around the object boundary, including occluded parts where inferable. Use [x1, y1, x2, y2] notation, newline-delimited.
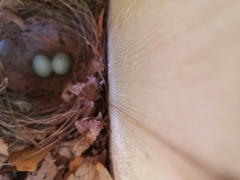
[0, 0, 108, 150]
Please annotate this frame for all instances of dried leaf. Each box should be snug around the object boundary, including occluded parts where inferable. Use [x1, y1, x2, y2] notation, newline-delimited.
[75, 113, 104, 144]
[64, 156, 85, 179]
[8, 143, 29, 153]
[95, 162, 112, 180]
[83, 77, 100, 101]
[75, 121, 88, 134]
[72, 137, 91, 157]
[91, 59, 105, 73]
[66, 160, 95, 180]
[59, 137, 91, 157]
[66, 159, 112, 180]
[82, 100, 95, 117]
[58, 146, 72, 159]
[71, 83, 86, 96]
[0, 138, 9, 156]
[75, 119, 101, 135]
[86, 132, 97, 144]
[69, 157, 84, 173]
[9, 145, 53, 172]
[26, 153, 57, 180]
[87, 126, 103, 144]
[61, 83, 75, 103]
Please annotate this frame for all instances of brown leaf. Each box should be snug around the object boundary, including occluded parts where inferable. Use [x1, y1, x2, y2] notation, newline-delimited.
[75, 113, 104, 144]
[75, 119, 101, 135]
[61, 83, 75, 103]
[71, 83, 86, 96]
[8, 142, 29, 154]
[83, 77, 100, 101]
[91, 59, 105, 73]
[86, 126, 103, 144]
[95, 162, 112, 180]
[9, 145, 53, 172]
[72, 137, 91, 157]
[26, 153, 57, 180]
[64, 156, 85, 179]
[86, 132, 96, 144]
[69, 157, 84, 173]
[0, 138, 9, 156]
[59, 137, 91, 157]
[66, 159, 112, 180]
[82, 100, 95, 117]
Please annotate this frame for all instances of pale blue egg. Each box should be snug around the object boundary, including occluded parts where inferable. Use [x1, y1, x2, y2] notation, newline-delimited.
[33, 54, 52, 77]
[52, 52, 71, 75]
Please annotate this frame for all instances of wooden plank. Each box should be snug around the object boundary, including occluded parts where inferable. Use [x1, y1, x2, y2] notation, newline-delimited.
[108, 0, 240, 179]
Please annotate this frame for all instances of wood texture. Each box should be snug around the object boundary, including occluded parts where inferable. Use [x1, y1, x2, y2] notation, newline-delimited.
[108, 0, 240, 179]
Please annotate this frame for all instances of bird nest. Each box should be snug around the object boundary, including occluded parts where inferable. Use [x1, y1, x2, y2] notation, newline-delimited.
[0, 0, 108, 156]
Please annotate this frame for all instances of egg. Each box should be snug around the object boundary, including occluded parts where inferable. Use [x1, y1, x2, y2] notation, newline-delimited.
[33, 54, 52, 77]
[52, 52, 71, 75]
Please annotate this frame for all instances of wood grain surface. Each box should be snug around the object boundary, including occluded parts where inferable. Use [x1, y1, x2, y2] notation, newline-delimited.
[108, 0, 240, 179]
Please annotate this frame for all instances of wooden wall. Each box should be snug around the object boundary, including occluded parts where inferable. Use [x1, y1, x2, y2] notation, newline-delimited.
[108, 0, 240, 179]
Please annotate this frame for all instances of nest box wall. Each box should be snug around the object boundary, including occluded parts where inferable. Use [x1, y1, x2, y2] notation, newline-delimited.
[108, 0, 240, 179]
